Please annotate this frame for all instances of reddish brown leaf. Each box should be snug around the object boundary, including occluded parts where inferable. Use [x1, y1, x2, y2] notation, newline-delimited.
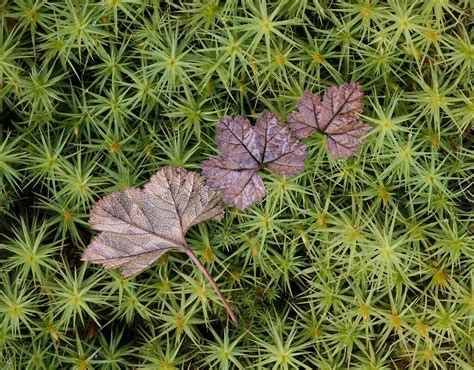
[82, 167, 239, 325]
[318, 84, 364, 130]
[255, 110, 307, 177]
[287, 91, 322, 138]
[288, 83, 371, 159]
[202, 110, 306, 210]
[216, 115, 260, 166]
[202, 157, 265, 211]
[324, 113, 372, 159]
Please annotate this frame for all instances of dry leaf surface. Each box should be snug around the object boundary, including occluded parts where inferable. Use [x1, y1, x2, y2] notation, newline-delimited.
[288, 83, 371, 159]
[202, 110, 306, 210]
[82, 167, 224, 277]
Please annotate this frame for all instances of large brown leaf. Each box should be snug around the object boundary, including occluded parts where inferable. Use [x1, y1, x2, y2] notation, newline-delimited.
[82, 167, 224, 277]
[288, 83, 371, 159]
[82, 167, 239, 325]
[202, 110, 306, 210]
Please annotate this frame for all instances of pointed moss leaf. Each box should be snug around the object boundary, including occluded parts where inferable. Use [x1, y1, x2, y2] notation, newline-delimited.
[202, 110, 306, 210]
[288, 83, 371, 159]
[82, 167, 224, 277]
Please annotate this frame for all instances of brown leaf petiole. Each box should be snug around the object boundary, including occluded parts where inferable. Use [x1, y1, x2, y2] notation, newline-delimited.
[184, 246, 239, 327]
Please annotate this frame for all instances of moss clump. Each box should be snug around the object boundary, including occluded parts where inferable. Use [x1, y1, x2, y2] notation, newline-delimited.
[0, 0, 472, 368]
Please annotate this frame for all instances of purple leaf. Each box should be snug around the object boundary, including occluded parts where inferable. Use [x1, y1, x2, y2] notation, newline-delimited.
[255, 110, 307, 177]
[202, 110, 307, 210]
[288, 83, 371, 159]
[202, 157, 265, 211]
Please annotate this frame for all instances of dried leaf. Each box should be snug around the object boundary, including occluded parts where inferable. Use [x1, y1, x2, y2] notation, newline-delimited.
[202, 110, 306, 210]
[82, 167, 223, 277]
[255, 110, 307, 177]
[202, 157, 265, 211]
[287, 91, 323, 138]
[216, 115, 260, 165]
[288, 83, 371, 159]
[82, 167, 239, 325]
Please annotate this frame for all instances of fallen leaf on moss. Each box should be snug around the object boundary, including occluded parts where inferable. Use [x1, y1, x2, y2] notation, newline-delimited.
[288, 83, 371, 159]
[82, 167, 238, 325]
[202, 110, 306, 210]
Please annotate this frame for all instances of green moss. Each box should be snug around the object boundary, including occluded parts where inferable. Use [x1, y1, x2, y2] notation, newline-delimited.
[0, 0, 472, 368]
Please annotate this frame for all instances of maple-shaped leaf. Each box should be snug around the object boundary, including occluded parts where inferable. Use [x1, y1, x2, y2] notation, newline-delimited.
[82, 167, 238, 325]
[202, 110, 307, 210]
[288, 83, 371, 159]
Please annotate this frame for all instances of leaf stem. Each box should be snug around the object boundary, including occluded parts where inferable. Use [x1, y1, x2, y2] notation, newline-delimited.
[184, 248, 239, 327]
